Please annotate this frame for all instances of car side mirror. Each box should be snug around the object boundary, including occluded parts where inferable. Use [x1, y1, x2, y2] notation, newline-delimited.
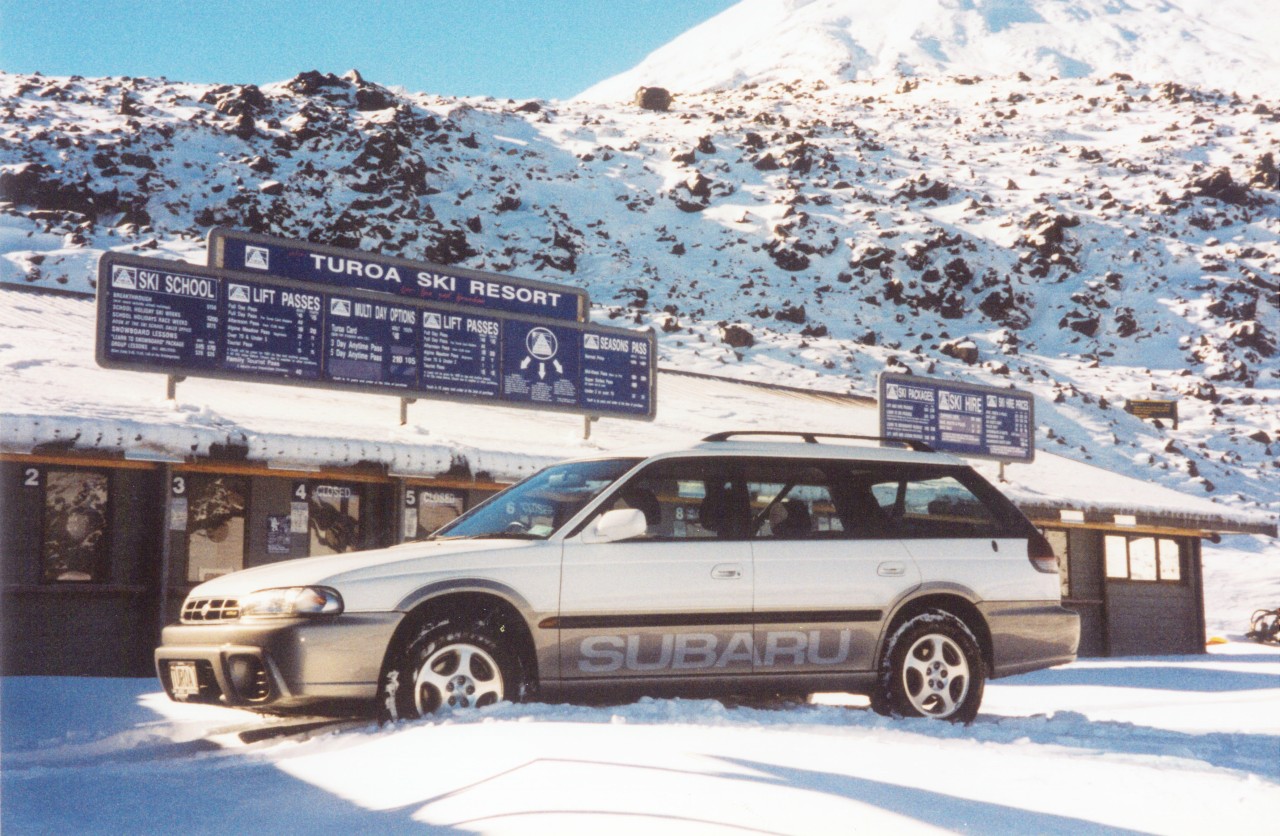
[581, 508, 647, 544]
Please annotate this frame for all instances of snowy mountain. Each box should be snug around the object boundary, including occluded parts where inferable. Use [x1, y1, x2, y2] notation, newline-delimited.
[579, 0, 1280, 101]
[0, 7, 1277, 518]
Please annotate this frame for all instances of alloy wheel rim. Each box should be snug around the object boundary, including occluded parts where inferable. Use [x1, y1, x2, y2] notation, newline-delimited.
[901, 633, 970, 718]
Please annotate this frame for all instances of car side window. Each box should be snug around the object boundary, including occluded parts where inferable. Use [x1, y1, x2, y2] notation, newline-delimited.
[868, 468, 1008, 539]
[598, 458, 744, 540]
[744, 462, 843, 540]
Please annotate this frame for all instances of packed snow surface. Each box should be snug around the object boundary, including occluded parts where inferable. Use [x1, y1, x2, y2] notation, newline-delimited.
[3, 537, 1279, 834]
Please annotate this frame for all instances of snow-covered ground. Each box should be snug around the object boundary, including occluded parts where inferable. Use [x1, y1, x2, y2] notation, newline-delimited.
[3, 537, 1278, 834]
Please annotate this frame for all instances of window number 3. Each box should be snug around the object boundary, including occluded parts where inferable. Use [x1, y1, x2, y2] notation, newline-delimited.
[23, 468, 40, 487]
[172, 476, 186, 496]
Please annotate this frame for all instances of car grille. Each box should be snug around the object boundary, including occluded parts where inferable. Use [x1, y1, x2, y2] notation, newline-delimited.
[181, 597, 241, 623]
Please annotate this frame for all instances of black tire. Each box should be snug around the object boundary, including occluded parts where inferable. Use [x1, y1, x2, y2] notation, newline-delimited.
[380, 618, 527, 722]
[875, 610, 985, 724]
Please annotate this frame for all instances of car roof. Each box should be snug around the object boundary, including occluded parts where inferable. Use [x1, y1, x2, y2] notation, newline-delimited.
[566, 433, 967, 468]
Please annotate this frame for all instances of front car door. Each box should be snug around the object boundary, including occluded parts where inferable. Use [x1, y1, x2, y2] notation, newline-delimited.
[557, 456, 755, 681]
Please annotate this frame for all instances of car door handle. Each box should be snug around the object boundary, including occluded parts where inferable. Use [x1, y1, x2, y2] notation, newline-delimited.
[711, 564, 742, 580]
[877, 562, 906, 577]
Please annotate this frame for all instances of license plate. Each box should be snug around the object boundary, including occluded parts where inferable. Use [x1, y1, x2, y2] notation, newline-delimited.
[169, 661, 199, 699]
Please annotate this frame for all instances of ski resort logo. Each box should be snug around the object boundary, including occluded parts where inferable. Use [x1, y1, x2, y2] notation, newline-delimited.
[111, 266, 137, 289]
[330, 298, 352, 317]
[521, 326, 562, 380]
[227, 284, 251, 303]
[423, 312, 443, 330]
[584, 334, 600, 350]
[244, 246, 270, 270]
[526, 327, 558, 361]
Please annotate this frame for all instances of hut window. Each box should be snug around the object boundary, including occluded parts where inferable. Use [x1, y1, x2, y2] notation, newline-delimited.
[1105, 535, 1183, 582]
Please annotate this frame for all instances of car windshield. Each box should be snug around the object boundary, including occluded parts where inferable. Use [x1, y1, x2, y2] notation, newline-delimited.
[430, 458, 641, 540]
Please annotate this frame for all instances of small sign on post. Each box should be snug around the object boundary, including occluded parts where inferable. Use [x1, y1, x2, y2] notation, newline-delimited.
[1124, 399, 1179, 430]
[879, 372, 1035, 463]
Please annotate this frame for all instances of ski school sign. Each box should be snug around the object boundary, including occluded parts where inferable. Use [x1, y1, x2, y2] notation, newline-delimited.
[208, 228, 588, 322]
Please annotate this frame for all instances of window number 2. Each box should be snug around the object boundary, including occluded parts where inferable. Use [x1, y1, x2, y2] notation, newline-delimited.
[23, 468, 40, 488]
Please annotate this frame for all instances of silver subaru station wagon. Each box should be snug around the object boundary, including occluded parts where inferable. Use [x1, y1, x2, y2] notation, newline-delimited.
[156, 432, 1079, 723]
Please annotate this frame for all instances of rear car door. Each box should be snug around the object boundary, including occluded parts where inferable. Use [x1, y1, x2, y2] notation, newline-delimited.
[749, 460, 920, 673]
[558, 457, 754, 680]
[872, 465, 1031, 599]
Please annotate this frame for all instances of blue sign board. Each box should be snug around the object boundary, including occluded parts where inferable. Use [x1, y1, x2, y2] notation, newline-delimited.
[502, 322, 581, 409]
[878, 372, 1034, 462]
[324, 295, 418, 389]
[419, 309, 501, 398]
[96, 253, 655, 420]
[209, 228, 588, 322]
[224, 280, 323, 380]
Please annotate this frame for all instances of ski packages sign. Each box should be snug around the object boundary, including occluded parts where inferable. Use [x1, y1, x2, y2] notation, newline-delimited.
[878, 372, 1034, 462]
[95, 251, 654, 420]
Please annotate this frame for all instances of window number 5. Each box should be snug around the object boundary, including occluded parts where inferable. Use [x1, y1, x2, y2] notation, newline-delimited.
[405, 490, 417, 508]
[23, 467, 40, 488]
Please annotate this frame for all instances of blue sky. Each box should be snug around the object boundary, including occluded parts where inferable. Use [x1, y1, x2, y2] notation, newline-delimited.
[0, 0, 737, 99]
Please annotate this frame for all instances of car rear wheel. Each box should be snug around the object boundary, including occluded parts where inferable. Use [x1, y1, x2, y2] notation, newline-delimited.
[381, 620, 524, 721]
[876, 610, 985, 723]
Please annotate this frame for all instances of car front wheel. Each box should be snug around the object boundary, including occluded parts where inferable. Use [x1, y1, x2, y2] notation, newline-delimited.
[380, 620, 524, 721]
[876, 610, 985, 723]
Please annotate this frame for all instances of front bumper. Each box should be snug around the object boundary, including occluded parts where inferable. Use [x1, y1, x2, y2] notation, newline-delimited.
[155, 612, 403, 710]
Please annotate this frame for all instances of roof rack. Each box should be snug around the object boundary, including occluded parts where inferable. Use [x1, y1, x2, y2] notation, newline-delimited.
[701, 431, 935, 452]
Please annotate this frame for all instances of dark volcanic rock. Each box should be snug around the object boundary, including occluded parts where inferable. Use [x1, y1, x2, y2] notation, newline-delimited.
[1189, 168, 1252, 205]
[635, 86, 672, 112]
[719, 324, 755, 348]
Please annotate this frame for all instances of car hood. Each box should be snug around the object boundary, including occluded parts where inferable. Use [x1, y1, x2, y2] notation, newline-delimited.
[187, 538, 542, 600]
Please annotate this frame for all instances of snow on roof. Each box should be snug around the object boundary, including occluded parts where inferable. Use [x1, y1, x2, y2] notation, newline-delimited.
[1, 284, 1272, 534]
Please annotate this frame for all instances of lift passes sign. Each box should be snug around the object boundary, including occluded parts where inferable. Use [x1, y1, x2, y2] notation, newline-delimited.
[878, 372, 1034, 462]
[95, 252, 654, 420]
[208, 228, 588, 323]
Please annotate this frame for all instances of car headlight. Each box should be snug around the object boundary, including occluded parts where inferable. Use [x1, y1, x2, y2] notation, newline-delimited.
[240, 586, 344, 618]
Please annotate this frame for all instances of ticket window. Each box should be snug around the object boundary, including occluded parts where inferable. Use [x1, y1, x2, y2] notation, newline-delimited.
[183, 474, 248, 583]
[307, 482, 363, 556]
[404, 487, 467, 541]
[23, 466, 111, 584]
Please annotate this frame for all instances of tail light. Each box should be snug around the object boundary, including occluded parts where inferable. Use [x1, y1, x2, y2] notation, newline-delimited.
[1028, 532, 1059, 574]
